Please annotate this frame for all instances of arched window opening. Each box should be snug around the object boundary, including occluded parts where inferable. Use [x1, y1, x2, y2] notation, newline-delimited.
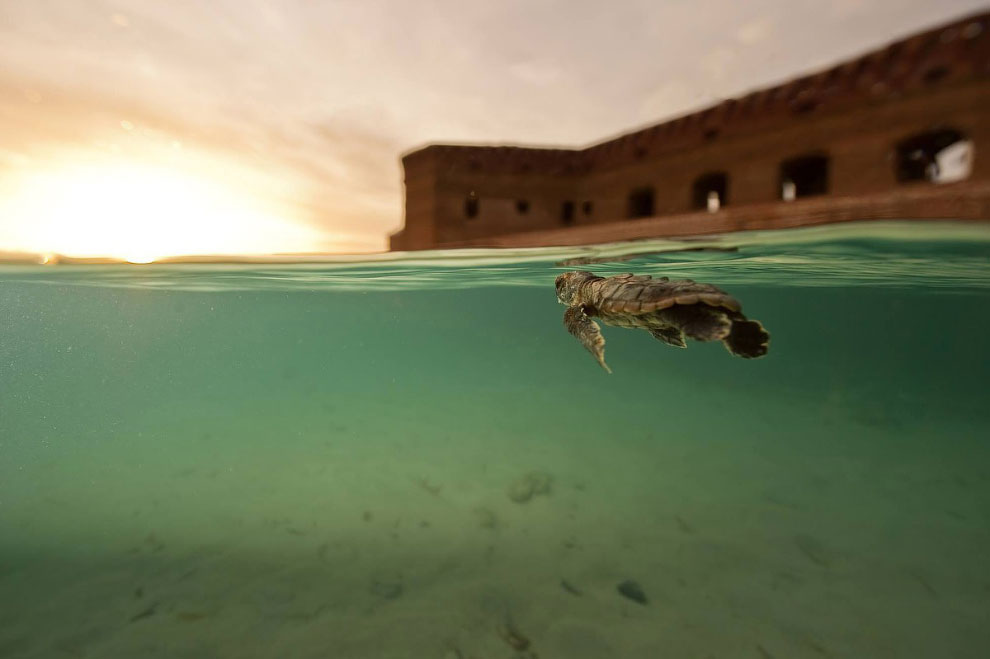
[627, 187, 655, 218]
[895, 129, 972, 183]
[516, 199, 530, 214]
[780, 154, 829, 200]
[582, 201, 594, 216]
[464, 191, 479, 219]
[561, 200, 576, 225]
[692, 172, 729, 212]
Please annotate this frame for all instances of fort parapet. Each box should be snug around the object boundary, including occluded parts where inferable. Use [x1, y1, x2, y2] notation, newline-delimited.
[390, 12, 990, 251]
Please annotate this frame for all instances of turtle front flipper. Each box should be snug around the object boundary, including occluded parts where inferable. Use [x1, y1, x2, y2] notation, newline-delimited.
[648, 327, 686, 348]
[563, 306, 611, 373]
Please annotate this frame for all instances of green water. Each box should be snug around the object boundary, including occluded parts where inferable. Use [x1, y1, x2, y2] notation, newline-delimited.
[2, 222, 989, 658]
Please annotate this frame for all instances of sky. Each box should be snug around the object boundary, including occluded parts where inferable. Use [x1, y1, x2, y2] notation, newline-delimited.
[0, 0, 985, 258]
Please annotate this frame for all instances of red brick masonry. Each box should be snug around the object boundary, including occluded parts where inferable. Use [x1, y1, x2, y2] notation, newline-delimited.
[440, 181, 990, 249]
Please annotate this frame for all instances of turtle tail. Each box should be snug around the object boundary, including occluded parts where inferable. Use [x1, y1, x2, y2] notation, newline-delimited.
[724, 315, 769, 359]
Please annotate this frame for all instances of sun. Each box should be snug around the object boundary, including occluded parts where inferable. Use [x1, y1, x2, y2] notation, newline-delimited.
[0, 156, 324, 262]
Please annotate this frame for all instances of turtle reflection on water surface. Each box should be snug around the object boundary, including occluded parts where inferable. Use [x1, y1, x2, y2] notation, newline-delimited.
[555, 270, 769, 373]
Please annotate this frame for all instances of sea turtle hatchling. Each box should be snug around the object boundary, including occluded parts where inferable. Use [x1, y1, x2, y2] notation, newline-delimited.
[555, 270, 769, 373]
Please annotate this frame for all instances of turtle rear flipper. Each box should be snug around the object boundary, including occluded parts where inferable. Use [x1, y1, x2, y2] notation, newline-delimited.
[648, 327, 686, 348]
[724, 316, 769, 359]
[563, 306, 611, 373]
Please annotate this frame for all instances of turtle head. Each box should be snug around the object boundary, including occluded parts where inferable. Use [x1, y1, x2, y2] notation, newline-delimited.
[555, 271, 597, 305]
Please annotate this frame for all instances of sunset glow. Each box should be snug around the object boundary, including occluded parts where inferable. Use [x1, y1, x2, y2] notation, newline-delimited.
[0, 157, 324, 262]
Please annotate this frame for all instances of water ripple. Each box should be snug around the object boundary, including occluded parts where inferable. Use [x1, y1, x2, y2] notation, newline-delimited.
[2, 221, 989, 292]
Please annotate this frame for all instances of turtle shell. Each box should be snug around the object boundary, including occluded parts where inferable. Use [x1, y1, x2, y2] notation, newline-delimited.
[595, 273, 742, 315]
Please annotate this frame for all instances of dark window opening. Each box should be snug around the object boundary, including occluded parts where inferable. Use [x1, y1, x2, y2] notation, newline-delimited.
[582, 201, 593, 216]
[779, 154, 829, 200]
[561, 200, 575, 225]
[464, 191, 479, 219]
[515, 199, 530, 214]
[627, 187, 655, 218]
[791, 92, 819, 114]
[895, 128, 968, 182]
[921, 65, 949, 85]
[692, 172, 729, 211]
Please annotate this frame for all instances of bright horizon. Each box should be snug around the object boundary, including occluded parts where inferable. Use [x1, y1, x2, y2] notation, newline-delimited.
[0, 0, 985, 260]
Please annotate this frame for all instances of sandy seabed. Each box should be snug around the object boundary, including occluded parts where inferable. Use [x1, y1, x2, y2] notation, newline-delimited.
[2, 385, 988, 659]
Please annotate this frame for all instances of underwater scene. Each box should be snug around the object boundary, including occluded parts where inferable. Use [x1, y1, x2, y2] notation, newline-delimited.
[1, 221, 989, 659]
